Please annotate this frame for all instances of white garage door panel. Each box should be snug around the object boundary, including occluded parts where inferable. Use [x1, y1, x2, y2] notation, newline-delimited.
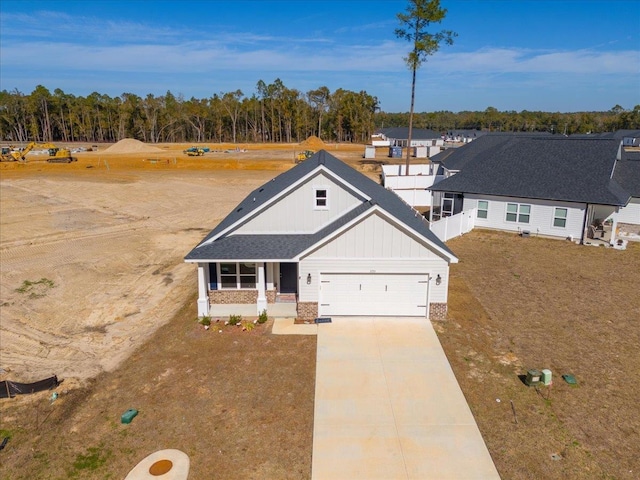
[320, 273, 428, 316]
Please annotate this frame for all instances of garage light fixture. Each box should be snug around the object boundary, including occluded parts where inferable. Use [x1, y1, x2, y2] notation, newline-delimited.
[435, 274, 442, 285]
[307, 273, 312, 285]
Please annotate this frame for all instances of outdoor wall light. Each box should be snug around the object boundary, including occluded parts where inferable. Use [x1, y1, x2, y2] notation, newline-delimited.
[435, 274, 442, 285]
[307, 273, 312, 285]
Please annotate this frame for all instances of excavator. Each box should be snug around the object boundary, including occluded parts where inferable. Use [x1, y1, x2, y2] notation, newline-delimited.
[1, 142, 78, 163]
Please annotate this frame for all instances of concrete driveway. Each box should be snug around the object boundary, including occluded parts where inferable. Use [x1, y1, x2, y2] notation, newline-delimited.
[311, 317, 500, 480]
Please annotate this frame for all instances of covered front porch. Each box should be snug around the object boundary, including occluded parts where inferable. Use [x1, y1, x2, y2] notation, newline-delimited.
[195, 260, 300, 318]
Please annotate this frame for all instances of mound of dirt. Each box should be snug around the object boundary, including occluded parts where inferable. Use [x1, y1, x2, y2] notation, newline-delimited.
[300, 135, 326, 150]
[102, 138, 164, 154]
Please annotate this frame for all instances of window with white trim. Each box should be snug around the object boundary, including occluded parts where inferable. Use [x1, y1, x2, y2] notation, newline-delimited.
[219, 262, 256, 289]
[314, 187, 328, 209]
[553, 207, 567, 228]
[506, 203, 531, 223]
[477, 200, 488, 219]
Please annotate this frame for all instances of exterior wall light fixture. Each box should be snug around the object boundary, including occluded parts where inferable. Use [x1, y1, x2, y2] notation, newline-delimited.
[307, 273, 312, 285]
[435, 274, 442, 285]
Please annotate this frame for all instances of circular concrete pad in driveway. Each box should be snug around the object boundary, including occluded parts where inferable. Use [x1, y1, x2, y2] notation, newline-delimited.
[125, 449, 189, 480]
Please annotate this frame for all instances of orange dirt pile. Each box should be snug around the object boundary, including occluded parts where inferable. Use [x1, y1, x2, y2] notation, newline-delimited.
[300, 136, 326, 150]
[101, 138, 164, 154]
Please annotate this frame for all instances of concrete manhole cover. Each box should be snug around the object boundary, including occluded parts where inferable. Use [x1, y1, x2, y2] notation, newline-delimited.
[125, 449, 189, 479]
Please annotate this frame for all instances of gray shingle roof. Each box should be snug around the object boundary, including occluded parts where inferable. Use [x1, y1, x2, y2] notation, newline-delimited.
[614, 152, 640, 197]
[185, 150, 456, 261]
[430, 136, 630, 206]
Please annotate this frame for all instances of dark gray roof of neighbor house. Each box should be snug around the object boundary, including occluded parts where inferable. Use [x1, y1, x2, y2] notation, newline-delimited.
[614, 153, 640, 197]
[430, 137, 630, 206]
[445, 130, 488, 138]
[432, 133, 553, 172]
[375, 127, 441, 140]
[598, 129, 640, 140]
[185, 150, 456, 261]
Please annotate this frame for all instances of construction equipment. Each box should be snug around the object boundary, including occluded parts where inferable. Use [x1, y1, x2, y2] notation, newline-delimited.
[1, 142, 77, 163]
[184, 146, 205, 156]
[1, 146, 21, 162]
[46, 146, 78, 163]
[295, 150, 315, 163]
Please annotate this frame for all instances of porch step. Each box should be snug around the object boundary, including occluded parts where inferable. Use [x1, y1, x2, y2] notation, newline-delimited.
[276, 294, 297, 303]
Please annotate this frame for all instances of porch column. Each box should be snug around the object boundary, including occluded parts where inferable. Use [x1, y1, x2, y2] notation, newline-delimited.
[257, 264, 267, 314]
[266, 263, 275, 290]
[610, 210, 619, 245]
[197, 263, 210, 317]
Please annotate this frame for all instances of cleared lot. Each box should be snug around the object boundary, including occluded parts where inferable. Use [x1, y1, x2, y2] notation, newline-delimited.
[1, 146, 638, 479]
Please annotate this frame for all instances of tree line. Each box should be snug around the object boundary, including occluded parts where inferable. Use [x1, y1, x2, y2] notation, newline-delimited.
[1, 82, 638, 144]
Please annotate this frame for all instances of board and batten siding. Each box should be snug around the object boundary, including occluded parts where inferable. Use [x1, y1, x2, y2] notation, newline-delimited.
[235, 171, 362, 234]
[463, 194, 585, 239]
[298, 211, 451, 304]
[305, 211, 438, 259]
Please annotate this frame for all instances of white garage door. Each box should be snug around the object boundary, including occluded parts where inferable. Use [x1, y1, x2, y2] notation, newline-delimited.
[319, 273, 428, 317]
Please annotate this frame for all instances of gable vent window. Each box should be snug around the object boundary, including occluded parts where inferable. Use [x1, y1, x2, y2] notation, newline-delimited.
[314, 187, 329, 210]
[506, 203, 531, 224]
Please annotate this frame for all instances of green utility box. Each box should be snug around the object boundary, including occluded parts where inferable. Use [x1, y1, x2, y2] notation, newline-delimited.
[121, 408, 138, 424]
[525, 369, 541, 386]
[541, 369, 553, 386]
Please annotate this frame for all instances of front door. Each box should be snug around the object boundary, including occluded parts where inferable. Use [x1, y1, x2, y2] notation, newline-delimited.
[279, 263, 298, 294]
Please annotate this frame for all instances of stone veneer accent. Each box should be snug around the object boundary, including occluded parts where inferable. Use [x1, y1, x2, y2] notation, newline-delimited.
[429, 302, 448, 321]
[209, 289, 277, 305]
[297, 302, 318, 321]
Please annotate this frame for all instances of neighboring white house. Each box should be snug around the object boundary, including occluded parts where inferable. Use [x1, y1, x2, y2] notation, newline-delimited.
[429, 134, 638, 245]
[610, 148, 640, 226]
[381, 164, 444, 208]
[185, 150, 458, 321]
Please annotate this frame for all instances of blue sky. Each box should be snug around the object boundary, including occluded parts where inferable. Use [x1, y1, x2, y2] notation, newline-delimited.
[1, 0, 638, 113]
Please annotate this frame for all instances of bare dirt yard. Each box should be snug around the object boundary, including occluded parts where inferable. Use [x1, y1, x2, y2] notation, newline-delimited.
[1, 141, 639, 479]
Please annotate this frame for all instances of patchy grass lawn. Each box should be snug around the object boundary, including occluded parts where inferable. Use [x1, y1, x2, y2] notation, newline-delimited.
[0, 295, 316, 480]
[1, 229, 638, 480]
[440, 230, 640, 480]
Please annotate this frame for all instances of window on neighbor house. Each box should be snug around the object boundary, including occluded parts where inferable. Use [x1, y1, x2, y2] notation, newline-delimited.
[314, 188, 328, 209]
[220, 262, 256, 289]
[553, 208, 568, 228]
[477, 200, 488, 219]
[506, 203, 531, 223]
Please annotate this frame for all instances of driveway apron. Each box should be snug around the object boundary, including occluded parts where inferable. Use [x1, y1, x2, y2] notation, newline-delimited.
[311, 317, 500, 480]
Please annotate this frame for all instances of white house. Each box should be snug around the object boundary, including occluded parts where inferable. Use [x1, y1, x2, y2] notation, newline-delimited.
[185, 150, 458, 321]
[381, 164, 443, 208]
[429, 135, 637, 245]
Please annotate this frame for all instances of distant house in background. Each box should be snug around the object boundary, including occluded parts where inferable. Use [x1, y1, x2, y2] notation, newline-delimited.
[373, 127, 444, 158]
[428, 134, 637, 246]
[443, 130, 488, 144]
